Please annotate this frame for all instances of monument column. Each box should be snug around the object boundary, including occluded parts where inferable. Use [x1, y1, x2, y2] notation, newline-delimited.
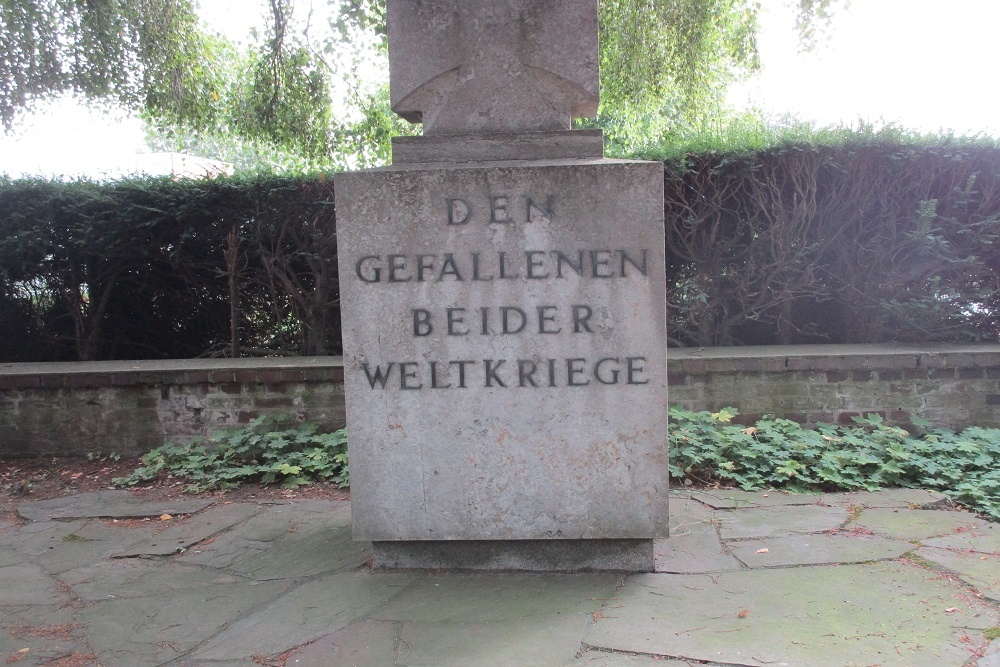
[334, 0, 668, 571]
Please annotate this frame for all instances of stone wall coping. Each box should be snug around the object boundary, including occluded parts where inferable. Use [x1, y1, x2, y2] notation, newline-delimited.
[668, 343, 1000, 369]
[669, 343, 1000, 360]
[0, 356, 346, 390]
[0, 356, 345, 377]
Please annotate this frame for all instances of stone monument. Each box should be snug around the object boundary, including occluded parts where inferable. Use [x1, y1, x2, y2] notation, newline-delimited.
[334, 0, 668, 571]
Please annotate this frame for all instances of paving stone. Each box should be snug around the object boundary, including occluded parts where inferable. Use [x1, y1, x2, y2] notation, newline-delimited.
[63, 560, 254, 603]
[397, 614, 590, 667]
[80, 578, 290, 667]
[284, 620, 400, 667]
[917, 546, 1000, 602]
[691, 489, 823, 509]
[17, 490, 214, 521]
[0, 622, 90, 667]
[374, 572, 621, 623]
[978, 640, 1000, 667]
[716, 505, 849, 540]
[191, 571, 416, 660]
[654, 526, 741, 574]
[567, 652, 691, 666]
[32, 521, 151, 574]
[0, 604, 88, 665]
[650, 490, 723, 575]
[179, 503, 365, 579]
[668, 497, 716, 527]
[923, 524, 1000, 553]
[853, 508, 990, 542]
[112, 502, 262, 557]
[824, 488, 950, 509]
[0, 563, 72, 605]
[728, 533, 912, 568]
[0, 519, 87, 556]
[584, 562, 999, 667]
[0, 546, 23, 568]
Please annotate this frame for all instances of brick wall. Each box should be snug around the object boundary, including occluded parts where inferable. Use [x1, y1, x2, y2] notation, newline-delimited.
[0, 358, 345, 457]
[3, 344, 1000, 457]
[668, 343, 1000, 428]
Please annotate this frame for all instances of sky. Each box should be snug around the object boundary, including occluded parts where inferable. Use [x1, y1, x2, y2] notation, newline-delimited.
[2, 0, 999, 179]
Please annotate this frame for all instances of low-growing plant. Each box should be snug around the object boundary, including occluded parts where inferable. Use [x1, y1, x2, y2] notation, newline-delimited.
[669, 408, 1000, 521]
[114, 417, 348, 492]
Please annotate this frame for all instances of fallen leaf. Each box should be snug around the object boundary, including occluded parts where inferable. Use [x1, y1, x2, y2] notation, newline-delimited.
[756, 548, 769, 554]
[18, 649, 29, 654]
[944, 607, 959, 613]
[159, 514, 173, 521]
[738, 609, 749, 618]
[741, 427, 758, 436]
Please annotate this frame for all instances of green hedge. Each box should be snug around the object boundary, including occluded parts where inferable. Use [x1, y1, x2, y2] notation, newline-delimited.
[2, 140, 999, 361]
[0, 174, 338, 361]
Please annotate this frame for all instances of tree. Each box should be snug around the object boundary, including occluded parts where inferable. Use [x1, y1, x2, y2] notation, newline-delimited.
[2, 0, 846, 167]
[0, 0, 212, 130]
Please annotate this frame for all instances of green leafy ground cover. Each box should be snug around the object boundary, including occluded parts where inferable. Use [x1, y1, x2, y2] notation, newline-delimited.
[670, 408, 1000, 520]
[114, 417, 348, 492]
[116, 409, 999, 522]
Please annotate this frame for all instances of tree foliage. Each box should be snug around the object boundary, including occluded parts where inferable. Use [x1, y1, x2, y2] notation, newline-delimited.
[2, 0, 849, 168]
[0, 0, 210, 130]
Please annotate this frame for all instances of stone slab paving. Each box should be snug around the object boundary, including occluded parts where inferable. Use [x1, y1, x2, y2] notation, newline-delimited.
[1, 489, 998, 666]
[716, 504, 850, 539]
[17, 490, 214, 521]
[852, 507, 992, 542]
[727, 532, 912, 568]
[583, 563, 999, 667]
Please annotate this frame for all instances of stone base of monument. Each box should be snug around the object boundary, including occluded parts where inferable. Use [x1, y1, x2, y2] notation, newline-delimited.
[371, 539, 655, 572]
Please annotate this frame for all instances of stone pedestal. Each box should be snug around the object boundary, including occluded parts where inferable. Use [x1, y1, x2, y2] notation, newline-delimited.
[335, 155, 668, 570]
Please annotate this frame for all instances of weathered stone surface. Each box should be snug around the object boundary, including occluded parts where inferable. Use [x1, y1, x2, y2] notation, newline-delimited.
[655, 499, 739, 573]
[922, 524, 1000, 553]
[716, 505, 849, 540]
[373, 572, 619, 623]
[584, 563, 999, 666]
[179, 502, 367, 578]
[917, 546, 1000, 602]
[978, 640, 1000, 667]
[392, 130, 605, 164]
[335, 160, 667, 552]
[17, 490, 213, 521]
[388, 0, 598, 135]
[80, 578, 290, 667]
[825, 488, 950, 509]
[690, 489, 824, 509]
[568, 652, 692, 666]
[372, 539, 655, 572]
[852, 508, 990, 542]
[397, 614, 589, 667]
[727, 533, 912, 568]
[191, 571, 416, 660]
[286, 620, 400, 667]
[0, 563, 71, 605]
[112, 502, 262, 557]
[0, 492, 995, 665]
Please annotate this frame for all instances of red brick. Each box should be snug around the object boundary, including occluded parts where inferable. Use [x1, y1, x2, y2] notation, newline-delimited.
[234, 370, 258, 384]
[958, 367, 984, 380]
[256, 396, 294, 408]
[0, 375, 41, 389]
[667, 374, 687, 386]
[258, 369, 284, 384]
[208, 370, 235, 383]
